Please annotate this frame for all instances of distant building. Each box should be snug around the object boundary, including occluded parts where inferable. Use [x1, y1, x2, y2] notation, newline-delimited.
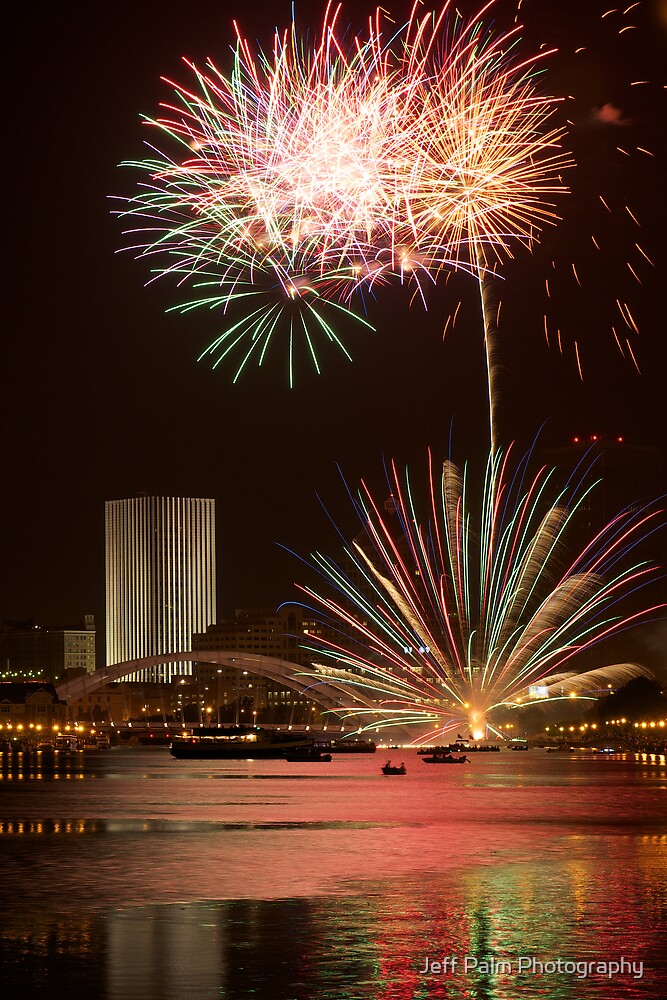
[0, 682, 67, 731]
[0, 616, 96, 683]
[542, 435, 665, 560]
[105, 496, 216, 683]
[541, 436, 666, 670]
[71, 685, 130, 725]
[190, 607, 324, 723]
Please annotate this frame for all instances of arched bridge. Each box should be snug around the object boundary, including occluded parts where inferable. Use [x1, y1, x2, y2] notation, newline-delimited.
[55, 651, 375, 717]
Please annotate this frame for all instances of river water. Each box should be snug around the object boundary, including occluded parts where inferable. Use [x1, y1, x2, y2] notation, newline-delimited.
[0, 747, 665, 999]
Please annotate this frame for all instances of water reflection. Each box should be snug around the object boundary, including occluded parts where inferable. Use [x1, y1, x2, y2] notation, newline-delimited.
[2, 862, 664, 1000]
[0, 751, 665, 998]
[0, 819, 93, 835]
[1, 749, 87, 781]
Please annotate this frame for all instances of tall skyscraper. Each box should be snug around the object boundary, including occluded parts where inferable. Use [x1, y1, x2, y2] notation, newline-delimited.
[105, 496, 216, 682]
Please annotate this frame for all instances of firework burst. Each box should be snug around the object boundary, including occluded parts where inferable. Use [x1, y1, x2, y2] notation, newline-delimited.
[117, 6, 403, 383]
[287, 447, 665, 742]
[401, 7, 570, 270]
[391, 3, 571, 453]
[117, 2, 574, 390]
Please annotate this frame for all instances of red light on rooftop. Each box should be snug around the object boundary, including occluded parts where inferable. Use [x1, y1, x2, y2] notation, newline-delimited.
[617, 436, 624, 443]
[591, 435, 598, 441]
[573, 436, 580, 443]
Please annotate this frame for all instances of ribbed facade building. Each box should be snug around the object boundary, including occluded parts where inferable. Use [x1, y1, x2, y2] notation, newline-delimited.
[105, 496, 216, 682]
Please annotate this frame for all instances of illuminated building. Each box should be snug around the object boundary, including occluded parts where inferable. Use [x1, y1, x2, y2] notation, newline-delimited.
[0, 682, 67, 730]
[105, 496, 216, 682]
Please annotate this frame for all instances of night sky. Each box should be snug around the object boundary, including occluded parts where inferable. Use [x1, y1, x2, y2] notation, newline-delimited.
[4, 0, 666, 668]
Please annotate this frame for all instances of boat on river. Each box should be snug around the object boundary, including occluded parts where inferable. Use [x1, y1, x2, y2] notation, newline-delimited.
[327, 739, 376, 754]
[284, 748, 332, 762]
[55, 735, 80, 752]
[422, 754, 469, 764]
[170, 727, 313, 760]
[381, 762, 406, 774]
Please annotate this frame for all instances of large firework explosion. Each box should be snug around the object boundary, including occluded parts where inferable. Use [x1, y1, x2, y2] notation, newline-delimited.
[118, 5, 402, 385]
[286, 447, 665, 742]
[117, 1, 571, 398]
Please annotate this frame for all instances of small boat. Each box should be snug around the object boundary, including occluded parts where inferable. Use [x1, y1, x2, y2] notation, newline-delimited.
[418, 743, 497, 755]
[55, 735, 81, 752]
[381, 761, 406, 774]
[422, 754, 468, 764]
[284, 748, 332, 762]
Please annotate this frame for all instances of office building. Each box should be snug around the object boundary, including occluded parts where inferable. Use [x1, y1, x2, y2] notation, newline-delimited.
[542, 435, 665, 560]
[105, 496, 216, 682]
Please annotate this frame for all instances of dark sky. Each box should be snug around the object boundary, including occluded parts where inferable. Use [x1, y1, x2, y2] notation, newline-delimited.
[3, 0, 666, 666]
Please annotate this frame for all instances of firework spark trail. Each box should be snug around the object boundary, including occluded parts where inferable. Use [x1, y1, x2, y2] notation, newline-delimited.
[287, 447, 665, 741]
[525, 0, 658, 378]
[386, 4, 571, 453]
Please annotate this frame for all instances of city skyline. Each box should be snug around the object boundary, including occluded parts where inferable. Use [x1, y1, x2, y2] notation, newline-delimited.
[2, 5, 666, 996]
[3, 0, 666, 671]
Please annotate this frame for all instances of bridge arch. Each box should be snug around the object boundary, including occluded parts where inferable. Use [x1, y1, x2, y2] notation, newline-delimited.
[55, 651, 374, 717]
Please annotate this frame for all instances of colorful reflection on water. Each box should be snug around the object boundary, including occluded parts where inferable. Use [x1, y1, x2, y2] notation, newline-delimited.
[0, 749, 665, 998]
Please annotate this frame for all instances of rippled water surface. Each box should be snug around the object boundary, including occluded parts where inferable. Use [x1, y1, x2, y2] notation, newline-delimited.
[1, 747, 665, 998]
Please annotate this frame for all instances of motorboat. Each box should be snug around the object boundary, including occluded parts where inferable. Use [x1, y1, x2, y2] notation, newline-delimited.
[55, 735, 80, 751]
